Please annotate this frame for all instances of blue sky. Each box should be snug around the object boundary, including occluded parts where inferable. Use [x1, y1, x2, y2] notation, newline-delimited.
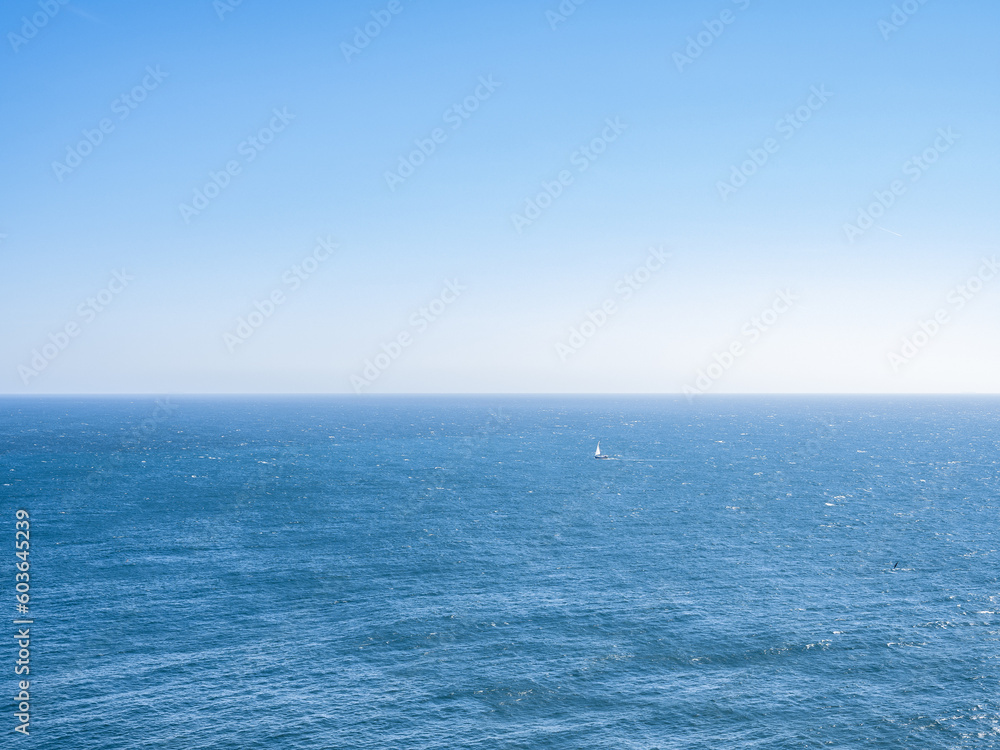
[1, 0, 998, 393]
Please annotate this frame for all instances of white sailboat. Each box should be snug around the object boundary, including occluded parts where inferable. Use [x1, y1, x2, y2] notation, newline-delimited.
[594, 441, 611, 459]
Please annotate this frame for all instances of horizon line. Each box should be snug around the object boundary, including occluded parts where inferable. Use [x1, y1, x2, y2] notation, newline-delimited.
[2, 392, 999, 398]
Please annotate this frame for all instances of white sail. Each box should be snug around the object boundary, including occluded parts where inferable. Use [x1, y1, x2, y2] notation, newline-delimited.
[595, 442, 601, 456]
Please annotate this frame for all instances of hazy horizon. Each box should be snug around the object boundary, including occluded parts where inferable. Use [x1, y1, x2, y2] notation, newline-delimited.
[3, 1, 997, 394]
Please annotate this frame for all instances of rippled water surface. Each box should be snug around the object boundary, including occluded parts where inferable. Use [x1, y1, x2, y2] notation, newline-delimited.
[3, 396, 999, 748]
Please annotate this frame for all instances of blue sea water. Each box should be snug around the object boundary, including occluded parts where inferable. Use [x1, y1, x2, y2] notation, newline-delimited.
[2, 395, 999, 749]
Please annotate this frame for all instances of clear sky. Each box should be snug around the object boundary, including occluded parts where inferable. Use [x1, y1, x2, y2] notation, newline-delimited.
[2, 0, 998, 394]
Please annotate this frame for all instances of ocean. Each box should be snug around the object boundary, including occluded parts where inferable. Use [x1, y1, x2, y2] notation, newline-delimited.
[2, 395, 998, 748]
